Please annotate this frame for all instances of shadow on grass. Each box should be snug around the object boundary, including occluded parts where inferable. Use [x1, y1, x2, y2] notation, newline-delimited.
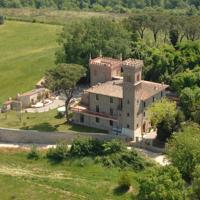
[113, 186, 130, 196]
[21, 122, 58, 132]
[68, 124, 107, 133]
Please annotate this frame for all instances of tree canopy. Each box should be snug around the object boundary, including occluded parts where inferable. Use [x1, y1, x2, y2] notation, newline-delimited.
[137, 166, 185, 200]
[45, 63, 86, 121]
[0, 0, 200, 11]
[190, 165, 200, 200]
[56, 17, 132, 70]
[146, 98, 182, 142]
[166, 123, 200, 180]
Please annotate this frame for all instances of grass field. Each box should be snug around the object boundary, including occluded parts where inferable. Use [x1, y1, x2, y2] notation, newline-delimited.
[0, 109, 104, 133]
[0, 20, 62, 105]
[0, 8, 125, 25]
[0, 149, 152, 200]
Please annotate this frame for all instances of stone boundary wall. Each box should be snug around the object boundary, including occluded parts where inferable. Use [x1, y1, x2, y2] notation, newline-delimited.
[0, 128, 126, 144]
[133, 142, 165, 153]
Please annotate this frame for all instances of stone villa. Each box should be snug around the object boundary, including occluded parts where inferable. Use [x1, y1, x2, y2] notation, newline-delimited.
[72, 57, 168, 140]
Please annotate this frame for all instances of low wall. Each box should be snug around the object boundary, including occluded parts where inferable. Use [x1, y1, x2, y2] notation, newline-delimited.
[132, 141, 165, 153]
[0, 128, 125, 144]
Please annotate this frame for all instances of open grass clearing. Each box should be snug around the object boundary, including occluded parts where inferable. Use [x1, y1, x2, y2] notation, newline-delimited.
[0, 109, 105, 133]
[0, 20, 62, 104]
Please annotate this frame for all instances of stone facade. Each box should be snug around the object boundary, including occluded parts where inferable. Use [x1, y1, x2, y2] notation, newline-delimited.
[89, 57, 122, 86]
[72, 57, 168, 140]
[17, 88, 47, 108]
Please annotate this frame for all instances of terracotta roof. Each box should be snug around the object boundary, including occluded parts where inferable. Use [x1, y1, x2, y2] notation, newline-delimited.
[141, 81, 169, 100]
[20, 88, 45, 97]
[86, 80, 168, 100]
[86, 80, 123, 98]
[3, 100, 20, 105]
[90, 57, 122, 68]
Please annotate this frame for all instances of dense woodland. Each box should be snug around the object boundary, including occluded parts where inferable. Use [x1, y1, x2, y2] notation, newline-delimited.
[0, 0, 200, 11]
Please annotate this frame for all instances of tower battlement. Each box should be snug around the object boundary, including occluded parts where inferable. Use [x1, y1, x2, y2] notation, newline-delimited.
[89, 56, 122, 86]
[90, 57, 122, 67]
[123, 59, 143, 69]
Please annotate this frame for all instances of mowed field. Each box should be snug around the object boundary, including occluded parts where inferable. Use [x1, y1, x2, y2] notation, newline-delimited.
[0, 20, 62, 104]
[0, 149, 142, 200]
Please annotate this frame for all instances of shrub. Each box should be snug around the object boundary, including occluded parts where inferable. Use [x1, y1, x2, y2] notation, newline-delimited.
[137, 166, 185, 200]
[69, 138, 126, 158]
[103, 139, 126, 155]
[69, 138, 103, 157]
[0, 16, 4, 25]
[118, 172, 131, 190]
[98, 150, 145, 170]
[190, 165, 200, 199]
[46, 142, 69, 162]
[27, 145, 39, 160]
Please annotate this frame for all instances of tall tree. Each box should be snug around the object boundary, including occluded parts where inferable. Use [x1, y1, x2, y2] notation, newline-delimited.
[147, 98, 179, 142]
[148, 12, 166, 43]
[56, 17, 132, 71]
[125, 14, 149, 39]
[45, 64, 86, 122]
[180, 87, 200, 123]
[184, 16, 200, 41]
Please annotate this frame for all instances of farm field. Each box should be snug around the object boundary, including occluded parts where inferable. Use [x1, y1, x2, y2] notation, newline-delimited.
[0, 20, 62, 104]
[0, 149, 146, 200]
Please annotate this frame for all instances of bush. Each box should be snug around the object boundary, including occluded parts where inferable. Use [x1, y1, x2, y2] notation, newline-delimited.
[46, 138, 146, 171]
[69, 138, 103, 157]
[137, 166, 185, 200]
[190, 165, 200, 199]
[27, 145, 39, 160]
[98, 150, 145, 170]
[118, 172, 131, 190]
[0, 16, 4, 25]
[46, 142, 69, 162]
[69, 138, 126, 157]
[103, 140, 126, 155]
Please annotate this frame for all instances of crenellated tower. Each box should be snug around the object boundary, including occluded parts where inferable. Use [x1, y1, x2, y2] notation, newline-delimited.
[89, 57, 122, 86]
[121, 59, 143, 139]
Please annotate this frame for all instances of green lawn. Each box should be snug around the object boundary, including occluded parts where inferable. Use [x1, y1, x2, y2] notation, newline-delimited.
[0, 149, 152, 200]
[0, 109, 105, 133]
[0, 20, 62, 104]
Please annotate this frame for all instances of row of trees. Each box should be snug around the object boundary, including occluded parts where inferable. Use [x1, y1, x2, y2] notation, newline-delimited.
[0, 0, 199, 10]
[125, 12, 200, 43]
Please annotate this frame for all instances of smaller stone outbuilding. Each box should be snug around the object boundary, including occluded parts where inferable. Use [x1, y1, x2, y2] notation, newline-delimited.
[17, 88, 48, 108]
[1, 100, 21, 112]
